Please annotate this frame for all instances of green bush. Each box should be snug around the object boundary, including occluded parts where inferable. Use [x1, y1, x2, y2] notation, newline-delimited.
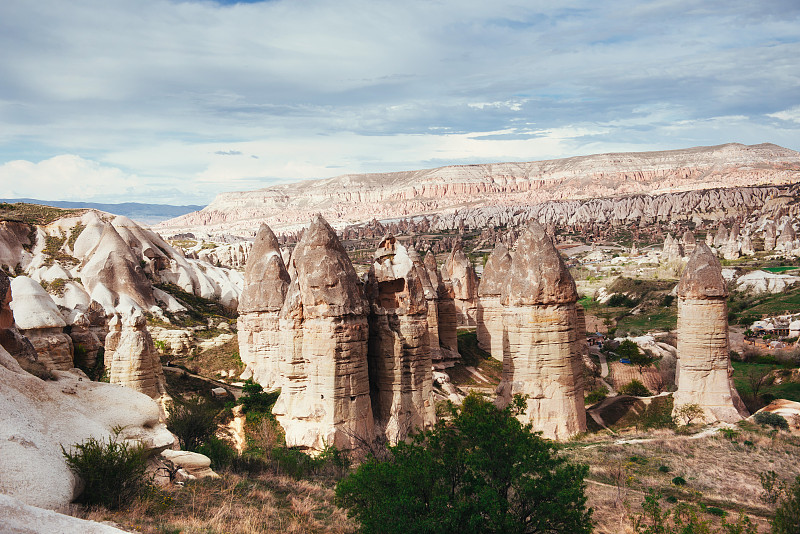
[754, 412, 789, 430]
[619, 379, 653, 397]
[166, 397, 220, 451]
[336, 393, 593, 534]
[585, 386, 609, 405]
[239, 380, 280, 414]
[658, 465, 670, 473]
[196, 435, 237, 468]
[61, 433, 149, 510]
[672, 476, 686, 486]
[272, 443, 350, 480]
[772, 476, 800, 534]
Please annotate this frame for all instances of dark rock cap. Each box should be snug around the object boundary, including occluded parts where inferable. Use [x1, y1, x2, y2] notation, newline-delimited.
[282, 215, 365, 318]
[239, 223, 290, 313]
[677, 242, 728, 299]
[478, 243, 512, 297]
[503, 221, 577, 305]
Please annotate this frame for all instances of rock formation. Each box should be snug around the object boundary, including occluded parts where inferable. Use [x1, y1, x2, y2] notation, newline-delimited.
[9, 276, 73, 370]
[110, 313, 169, 408]
[425, 251, 459, 359]
[0, 271, 38, 364]
[777, 220, 796, 251]
[476, 243, 512, 361]
[103, 313, 122, 367]
[409, 248, 441, 363]
[366, 235, 435, 442]
[156, 143, 800, 236]
[740, 233, 755, 256]
[713, 223, 729, 248]
[722, 225, 741, 260]
[496, 221, 587, 440]
[442, 241, 479, 327]
[237, 223, 290, 387]
[682, 230, 696, 255]
[673, 242, 747, 423]
[764, 222, 777, 250]
[662, 234, 684, 261]
[67, 312, 102, 371]
[272, 215, 375, 451]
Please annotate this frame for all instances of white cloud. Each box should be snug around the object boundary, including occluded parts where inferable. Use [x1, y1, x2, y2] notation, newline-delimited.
[769, 106, 800, 123]
[0, 0, 798, 204]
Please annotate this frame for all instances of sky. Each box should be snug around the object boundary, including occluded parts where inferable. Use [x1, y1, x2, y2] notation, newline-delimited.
[0, 0, 799, 206]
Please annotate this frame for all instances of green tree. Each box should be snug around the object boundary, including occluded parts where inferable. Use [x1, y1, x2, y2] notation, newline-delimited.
[336, 393, 593, 534]
[770, 476, 800, 534]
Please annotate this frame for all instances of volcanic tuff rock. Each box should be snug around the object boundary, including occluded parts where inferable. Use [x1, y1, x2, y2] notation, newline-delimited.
[67, 312, 102, 371]
[425, 251, 459, 363]
[442, 240, 479, 327]
[764, 222, 777, 250]
[476, 243, 512, 361]
[410, 248, 442, 363]
[273, 215, 375, 450]
[777, 220, 797, 251]
[366, 235, 435, 442]
[662, 234, 684, 262]
[9, 276, 73, 370]
[156, 143, 800, 235]
[0, 345, 175, 510]
[237, 224, 290, 386]
[103, 313, 122, 367]
[673, 243, 747, 423]
[497, 221, 586, 440]
[110, 313, 170, 409]
[682, 230, 696, 255]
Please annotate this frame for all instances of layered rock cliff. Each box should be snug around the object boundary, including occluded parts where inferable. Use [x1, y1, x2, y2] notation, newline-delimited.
[156, 143, 800, 235]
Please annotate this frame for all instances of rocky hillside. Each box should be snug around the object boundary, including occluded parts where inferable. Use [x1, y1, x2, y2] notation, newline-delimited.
[156, 143, 800, 236]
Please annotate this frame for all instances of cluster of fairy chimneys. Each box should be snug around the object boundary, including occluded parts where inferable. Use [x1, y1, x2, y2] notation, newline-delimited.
[237, 216, 748, 450]
[662, 219, 798, 262]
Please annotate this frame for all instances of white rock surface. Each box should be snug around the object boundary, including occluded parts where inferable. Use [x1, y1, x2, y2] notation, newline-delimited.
[0, 493, 127, 534]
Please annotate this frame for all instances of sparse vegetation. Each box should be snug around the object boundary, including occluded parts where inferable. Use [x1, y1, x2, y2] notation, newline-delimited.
[61, 431, 150, 510]
[619, 379, 654, 397]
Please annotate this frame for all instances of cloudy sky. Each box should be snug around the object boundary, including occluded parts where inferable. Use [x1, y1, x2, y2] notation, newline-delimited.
[1, 0, 798, 205]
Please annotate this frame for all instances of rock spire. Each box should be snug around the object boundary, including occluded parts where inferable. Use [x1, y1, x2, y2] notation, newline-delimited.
[273, 215, 375, 450]
[237, 223, 290, 387]
[673, 242, 747, 423]
[476, 243, 512, 361]
[497, 221, 586, 440]
[366, 235, 435, 443]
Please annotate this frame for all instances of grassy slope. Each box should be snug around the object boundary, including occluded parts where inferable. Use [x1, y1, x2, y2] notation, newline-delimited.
[0, 201, 83, 224]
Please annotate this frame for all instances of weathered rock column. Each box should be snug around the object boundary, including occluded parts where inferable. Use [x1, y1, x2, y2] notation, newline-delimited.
[409, 249, 441, 362]
[273, 215, 375, 451]
[673, 242, 747, 423]
[443, 241, 479, 327]
[68, 313, 102, 371]
[476, 244, 512, 361]
[110, 313, 170, 408]
[104, 314, 122, 368]
[424, 252, 459, 359]
[763, 222, 777, 251]
[366, 236, 435, 443]
[497, 222, 586, 440]
[237, 223, 290, 387]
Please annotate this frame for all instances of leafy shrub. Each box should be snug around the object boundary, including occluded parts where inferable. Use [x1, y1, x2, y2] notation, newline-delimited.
[772, 476, 800, 534]
[239, 380, 280, 414]
[585, 386, 609, 405]
[61, 433, 149, 510]
[272, 443, 350, 480]
[638, 395, 676, 431]
[619, 379, 653, 397]
[659, 465, 670, 473]
[336, 393, 593, 534]
[196, 435, 237, 468]
[608, 293, 639, 307]
[754, 412, 789, 430]
[672, 476, 687, 486]
[706, 506, 726, 517]
[167, 397, 220, 451]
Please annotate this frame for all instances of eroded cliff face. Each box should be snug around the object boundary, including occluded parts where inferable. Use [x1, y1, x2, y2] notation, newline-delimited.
[443, 241, 479, 327]
[237, 224, 290, 387]
[366, 236, 435, 443]
[477, 244, 512, 361]
[673, 243, 747, 423]
[497, 222, 586, 440]
[155, 143, 800, 235]
[273, 215, 375, 451]
[425, 251, 459, 363]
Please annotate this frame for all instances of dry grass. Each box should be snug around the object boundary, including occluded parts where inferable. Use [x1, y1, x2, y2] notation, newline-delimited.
[564, 422, 800, 531]
[73, 470, 357, 534]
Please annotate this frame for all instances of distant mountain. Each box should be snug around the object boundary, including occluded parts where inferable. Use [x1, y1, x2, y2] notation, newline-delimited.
[155, 142, 800, 235]
[0, 199, 205, 225]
